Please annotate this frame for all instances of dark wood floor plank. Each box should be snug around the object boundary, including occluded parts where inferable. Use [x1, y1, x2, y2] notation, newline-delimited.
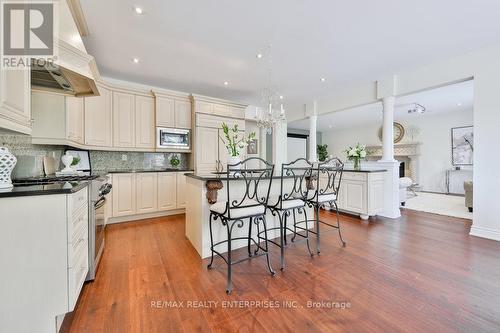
[61, 210, 500, 333]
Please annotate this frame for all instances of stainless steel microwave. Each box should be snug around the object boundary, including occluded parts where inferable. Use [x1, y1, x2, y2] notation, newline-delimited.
[157, 127, 191, 150]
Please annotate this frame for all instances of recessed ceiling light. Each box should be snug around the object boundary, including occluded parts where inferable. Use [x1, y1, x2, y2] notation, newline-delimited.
[223, 81, 229, 86]
[457, 102, 462, 106]
[134, 7, 144, 14]
[279, 95, 284, 100]
[320, 78, 326, 82]
[132, 58, 140, 64]
[256, 53, 263, 59]
[329, 125, 333, 129]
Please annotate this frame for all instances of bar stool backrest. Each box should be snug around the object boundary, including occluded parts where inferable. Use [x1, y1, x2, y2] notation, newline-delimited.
[223, 157, 274, 219]
[315, 157, 344, 203]
[277, 158, 314, 209]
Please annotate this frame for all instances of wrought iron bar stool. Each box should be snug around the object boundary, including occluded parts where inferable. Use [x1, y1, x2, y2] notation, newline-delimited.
[207, 157, 275, 294]
[264, 158, 314, 270]
[305, 157, 346, 253]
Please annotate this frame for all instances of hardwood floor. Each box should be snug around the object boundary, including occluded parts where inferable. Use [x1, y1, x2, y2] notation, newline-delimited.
[62, 210, 500, 333]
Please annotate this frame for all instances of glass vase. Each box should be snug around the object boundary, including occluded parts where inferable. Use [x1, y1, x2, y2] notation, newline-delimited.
[353, 158, 361, 170]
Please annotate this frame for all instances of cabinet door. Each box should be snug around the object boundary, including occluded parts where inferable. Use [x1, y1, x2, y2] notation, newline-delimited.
[66, 96, 84, 144]
[0, 68, 31, 134]
[218, 130, 229, 171]
[213, 103, 230, 117]
[195, 101, 213, 114]
[158, 173, 176, 211]
[112, 92, 135, 148]
[176, 173, 188, 208]
[136, 173, 158, 214]
[85, 85, 112, 147]
[196, 127, 219, 173]
[135, 96, 155, 149]
[174, 99, 191, 129]
[112, 174, 136, 217]
[155, 96, 175, 127]
[343, 181, 367, 214]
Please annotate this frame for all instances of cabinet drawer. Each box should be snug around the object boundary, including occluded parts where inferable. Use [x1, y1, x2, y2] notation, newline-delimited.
[343, 172, 367, 181]
[69, 206, 88, 243]
[71, 187, 88, 213]
[68, 227, 88, 269]
[68, 239, 89, 311]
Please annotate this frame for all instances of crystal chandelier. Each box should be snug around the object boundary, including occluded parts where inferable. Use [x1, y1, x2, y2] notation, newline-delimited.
[255, 46, 286, 134]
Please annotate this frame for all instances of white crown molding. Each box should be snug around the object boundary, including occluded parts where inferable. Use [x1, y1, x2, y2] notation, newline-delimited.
[152, 88, 190, 100]
[66, 0, 90, 37]
[190, 93, 247, 109]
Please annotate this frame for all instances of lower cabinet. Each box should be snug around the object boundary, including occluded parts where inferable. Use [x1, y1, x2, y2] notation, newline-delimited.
[112, 173, 136, 217]
[110, 171, 191, 221]
[158, 172, 176, 211]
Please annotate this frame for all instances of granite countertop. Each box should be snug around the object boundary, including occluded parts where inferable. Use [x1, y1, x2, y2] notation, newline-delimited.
[0, 181, 89, 198]
[186, 168, 387, 181]
[93, 168, 194, 175]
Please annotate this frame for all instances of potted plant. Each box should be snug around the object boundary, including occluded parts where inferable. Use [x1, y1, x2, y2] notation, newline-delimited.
[344, 143, 367, 170]
[169, 154, 181, 168]
[70, 156, 81, 171]
[317, 144, 328, 162]
[220, 122, 256, 168]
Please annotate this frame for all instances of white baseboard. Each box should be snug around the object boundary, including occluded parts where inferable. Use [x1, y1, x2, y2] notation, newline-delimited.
[470, 225, 500, 242]
[107, 209, 185, 224]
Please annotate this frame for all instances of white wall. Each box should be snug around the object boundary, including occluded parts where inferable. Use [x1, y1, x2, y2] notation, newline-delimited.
[322, 109, 473, 193]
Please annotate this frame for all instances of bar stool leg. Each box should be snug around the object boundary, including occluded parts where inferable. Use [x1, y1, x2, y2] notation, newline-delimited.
[226, 219, 233, 294]
[316, 204, 321, 254]
[283, 211, 288, 246]
[278, 212, 285, 271]
[247, 217, 253, 257]
[291, 209, 297, 242]
[261, 215, 276, 276]
[303, 208, 314, 256]
[334, 201, 347, 247]
[207, 213, 215, 269]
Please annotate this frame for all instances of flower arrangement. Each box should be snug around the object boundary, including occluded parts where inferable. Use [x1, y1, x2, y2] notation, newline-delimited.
[345, 143, 367, 170]
[221, 122, 256, 157]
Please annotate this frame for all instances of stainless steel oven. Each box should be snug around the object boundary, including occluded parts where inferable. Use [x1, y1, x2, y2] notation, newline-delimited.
[157, 127, 191, 150]
[87, 177, 112, 281]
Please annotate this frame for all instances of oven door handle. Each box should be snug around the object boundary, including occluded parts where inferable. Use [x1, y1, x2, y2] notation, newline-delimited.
[94, 197, 106, 209]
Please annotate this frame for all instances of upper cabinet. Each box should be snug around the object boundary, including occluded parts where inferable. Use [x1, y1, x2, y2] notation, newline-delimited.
[135, 95, 155, 149]
[85, 84, 113, 147]
[112, 92, 135, 148]
[153, 90, 191, 129]
[66, 96, 85, 144]
[0, 68, 31, 134]
[192, 94, 246, 121]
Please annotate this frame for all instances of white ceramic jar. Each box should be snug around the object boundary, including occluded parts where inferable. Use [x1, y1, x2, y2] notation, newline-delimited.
[0, 147, 17, 189]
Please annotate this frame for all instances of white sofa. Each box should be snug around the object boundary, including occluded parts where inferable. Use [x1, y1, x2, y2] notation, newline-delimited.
[399, 177, 413, 206]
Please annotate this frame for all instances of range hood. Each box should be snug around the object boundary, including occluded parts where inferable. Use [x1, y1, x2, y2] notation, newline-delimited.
[31, 62, 98, 97]
[30, 40, 100, 97]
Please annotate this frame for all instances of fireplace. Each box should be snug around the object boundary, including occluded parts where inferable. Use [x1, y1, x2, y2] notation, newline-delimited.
[399, 162, 405, 177]
[366, 143, 421, 184]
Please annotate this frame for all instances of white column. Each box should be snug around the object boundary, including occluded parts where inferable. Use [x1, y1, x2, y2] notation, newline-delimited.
[309, 101, 318, 162]
[380, 96, 396, 162]
[273, 121, 287, 172]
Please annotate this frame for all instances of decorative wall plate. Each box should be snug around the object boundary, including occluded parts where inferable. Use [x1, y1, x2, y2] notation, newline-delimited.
[378, 122, 405, 143]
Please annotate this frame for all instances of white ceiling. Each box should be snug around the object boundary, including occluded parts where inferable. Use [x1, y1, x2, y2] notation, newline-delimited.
[80, 1, 498, 115]
[288, 80, 474, 131]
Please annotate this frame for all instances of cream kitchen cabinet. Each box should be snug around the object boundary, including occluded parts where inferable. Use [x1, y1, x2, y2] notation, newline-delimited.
[112, 173, 136, 217]
[85, 84, 113, 148]
[158, 172, 177, 211]
[321, 171, 385, 220]
[136, 173, 158, 213]
[112, 91, 135, 148]
[135, 95, 155, 149]
[66, 96, 85, 144]
[176, 172, 190, 208]
[174, 99, 192, 129]
[0, 68, 31, 134]
[196, 127, 220, 173]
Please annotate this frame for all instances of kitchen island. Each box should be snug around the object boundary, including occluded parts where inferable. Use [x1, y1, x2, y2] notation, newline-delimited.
[185, 168, 387, 258]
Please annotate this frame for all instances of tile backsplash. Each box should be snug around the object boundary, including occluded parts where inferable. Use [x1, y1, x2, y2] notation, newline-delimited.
[0, 131, 190, 178]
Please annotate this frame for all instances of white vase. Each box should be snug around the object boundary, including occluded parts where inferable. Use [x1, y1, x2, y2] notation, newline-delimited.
[227, 156, 241, 170]
[61, 153, 74, 173]
[0, 147, 17, 189]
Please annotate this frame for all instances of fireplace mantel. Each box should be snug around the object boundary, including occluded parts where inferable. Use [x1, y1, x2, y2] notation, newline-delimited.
[367, 143, 421, 157]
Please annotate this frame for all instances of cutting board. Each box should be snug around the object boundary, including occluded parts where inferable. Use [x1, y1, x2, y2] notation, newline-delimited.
[43, 156, 58, 176]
